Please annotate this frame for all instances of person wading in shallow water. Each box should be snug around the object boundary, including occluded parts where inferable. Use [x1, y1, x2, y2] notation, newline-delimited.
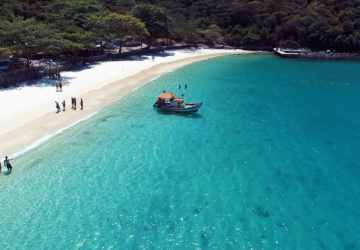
[4, 156, 12, 173]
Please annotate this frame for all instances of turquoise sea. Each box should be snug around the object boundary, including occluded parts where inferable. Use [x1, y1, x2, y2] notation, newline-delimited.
[1, 54, 360, 249]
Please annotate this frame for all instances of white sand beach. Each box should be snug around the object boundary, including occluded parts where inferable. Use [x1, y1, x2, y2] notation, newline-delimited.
[0, 49, 253, 157]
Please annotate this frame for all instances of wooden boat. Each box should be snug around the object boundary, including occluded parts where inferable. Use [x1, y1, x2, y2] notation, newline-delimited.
[153, 92, 202, 113]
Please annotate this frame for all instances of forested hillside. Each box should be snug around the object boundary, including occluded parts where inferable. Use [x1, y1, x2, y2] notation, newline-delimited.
[1, 0, 360, 60]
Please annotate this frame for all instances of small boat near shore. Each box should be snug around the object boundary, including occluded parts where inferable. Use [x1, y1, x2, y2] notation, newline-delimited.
[153, 92, 202, 113]
[273, 47, 360, 60]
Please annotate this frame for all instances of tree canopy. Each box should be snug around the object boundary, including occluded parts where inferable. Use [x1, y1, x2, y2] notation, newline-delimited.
[90, 13, 149, 44]
[132, 4, 169, 40]
[0, 18, 76, 64]
[1, 0, 360, 60]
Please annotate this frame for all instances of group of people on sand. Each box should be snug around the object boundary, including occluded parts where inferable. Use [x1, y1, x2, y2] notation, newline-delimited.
[0, 156, 13, 174]
[55, 97, 84, 113]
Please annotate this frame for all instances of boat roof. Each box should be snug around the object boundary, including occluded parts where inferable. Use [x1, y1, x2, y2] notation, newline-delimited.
[158, 92, 175, 100]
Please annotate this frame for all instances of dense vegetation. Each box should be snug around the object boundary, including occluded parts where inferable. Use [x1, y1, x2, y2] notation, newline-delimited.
[1, 0, 360, 60]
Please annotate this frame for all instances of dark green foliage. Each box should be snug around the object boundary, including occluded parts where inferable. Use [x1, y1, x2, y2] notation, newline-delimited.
[0, 18, 77, 63]
[140, 0, 360, 51]
[90, 13, 149, 46]
[103, 0, 136, 13]
[132, 4, 169, 40]
[1, 0, 360, 59]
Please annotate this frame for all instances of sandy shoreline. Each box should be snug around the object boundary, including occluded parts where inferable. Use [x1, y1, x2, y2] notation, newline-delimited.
[0, 49, 253, 158]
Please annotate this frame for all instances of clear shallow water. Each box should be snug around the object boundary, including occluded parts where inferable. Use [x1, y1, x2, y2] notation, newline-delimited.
[1, 55, 360, 249]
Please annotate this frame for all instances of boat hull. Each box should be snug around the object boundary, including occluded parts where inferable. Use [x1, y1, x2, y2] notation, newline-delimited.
[154, 102, 202, 113]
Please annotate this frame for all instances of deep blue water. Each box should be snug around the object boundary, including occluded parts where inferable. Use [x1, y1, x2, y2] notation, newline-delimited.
[1, 54, 360, 249]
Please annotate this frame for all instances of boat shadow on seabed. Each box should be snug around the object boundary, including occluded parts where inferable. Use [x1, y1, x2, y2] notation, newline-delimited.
[156, 110, 203, 119]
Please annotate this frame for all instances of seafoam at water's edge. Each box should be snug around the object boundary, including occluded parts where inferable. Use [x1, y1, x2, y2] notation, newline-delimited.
[11, 111, 99, 159]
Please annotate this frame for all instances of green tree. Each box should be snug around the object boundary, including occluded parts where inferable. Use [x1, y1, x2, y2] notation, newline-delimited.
[0, 19, 64, 66]
[102, 0, 136, 13]
[169, 17, 202, 44]
[132, 4, 169, 43]
[90, 13, 149, 52]
[199, 24, 224, 45]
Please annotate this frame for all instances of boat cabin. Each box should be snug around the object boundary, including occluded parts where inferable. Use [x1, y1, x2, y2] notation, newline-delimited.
[158, 92, 175, 102]
[156, 92, 184, 107]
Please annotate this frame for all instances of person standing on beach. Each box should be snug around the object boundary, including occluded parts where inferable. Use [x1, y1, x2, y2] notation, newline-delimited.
[62, 100, 66, 112]
[55, 101, 61, 113]
[74, 97, 77, 110]
[59, 81, 63, 92]
[80, 98, 84, 110]
[71, 97, 75, 110]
